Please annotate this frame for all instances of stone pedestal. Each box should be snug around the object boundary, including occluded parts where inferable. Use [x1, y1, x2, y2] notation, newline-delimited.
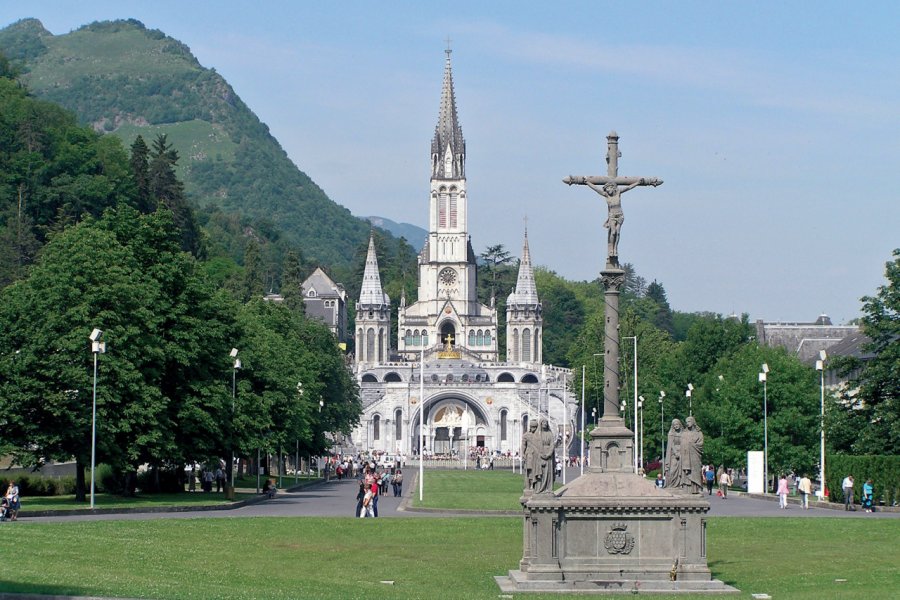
[496, 423, 738, 594]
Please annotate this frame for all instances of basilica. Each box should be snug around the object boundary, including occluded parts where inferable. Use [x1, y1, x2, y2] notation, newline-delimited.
[349, 50, 576, 457]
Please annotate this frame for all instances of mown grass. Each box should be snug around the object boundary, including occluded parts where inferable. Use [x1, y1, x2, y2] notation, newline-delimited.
[20, 492, 257, 512]
[0, 517, 896, 599]
[412, 468, 525, 510]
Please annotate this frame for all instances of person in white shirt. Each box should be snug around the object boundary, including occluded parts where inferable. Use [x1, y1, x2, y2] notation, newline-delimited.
[798, 475, 813, 509]
[842, 475, 855, 511]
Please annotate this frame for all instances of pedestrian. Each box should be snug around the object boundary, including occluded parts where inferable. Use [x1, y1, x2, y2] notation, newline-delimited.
[393, 470, 403, 497]
[355, 480, 366, 517]
[215, 466, 225, 493]
[359, 484, 374, 518]
[861, 479, 874, 513]
[798, 474, 812, 509]
[370, 478, 380, 517]
[489, 455, 494, 470]
[777, 474, 790, 509]
[718, 467, 731, 499]
[842, 475, 855, 511]
[5, 480, 20, 521]
[705, 466, 715, 495]
[655, 473, 665, 488]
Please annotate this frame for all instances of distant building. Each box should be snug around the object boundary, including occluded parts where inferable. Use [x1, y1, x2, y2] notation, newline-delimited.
[348, 50, 576, 457]
[262, 267, 348, 344]
[755, 313, 858, 363]
[302, 268, 348, 344]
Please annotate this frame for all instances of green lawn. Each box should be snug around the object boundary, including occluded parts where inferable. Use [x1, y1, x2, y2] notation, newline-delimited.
[0, 517, 896, 599]
[412, 469, 526, 510]
[20, 492, 257, 512]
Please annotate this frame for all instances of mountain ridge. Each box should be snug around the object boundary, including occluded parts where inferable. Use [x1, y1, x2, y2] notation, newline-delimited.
[0, 17, 402, 276]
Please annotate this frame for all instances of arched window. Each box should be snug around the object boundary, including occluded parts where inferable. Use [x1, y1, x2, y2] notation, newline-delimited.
[413, 330, 421, 346]
[373, 415, 381, 441]
[448, 187, 458, 228]
[512, 329, 520, 362]
[468, 331, 476, 346]
[523, 329, 531, 362]
[405, 329, 412, 345]
[500, 409, 508, 441]
[498, 372, 515, 383]
[476, 330, 484, 346]
[395, 409, 403, 440]
[378, 329, 384, 362]
[366, 328, 375, 360]
[422, 331, 429, 346]
[485, 330, 492, 345]
[384, 372, 402, 382]
[438, 186, 448, 227]
[361, 373, 378, 383]
[521, 373, 539, 384]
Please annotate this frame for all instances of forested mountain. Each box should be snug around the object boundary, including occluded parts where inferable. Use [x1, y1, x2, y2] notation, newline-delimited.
[0, 18, 408, 279]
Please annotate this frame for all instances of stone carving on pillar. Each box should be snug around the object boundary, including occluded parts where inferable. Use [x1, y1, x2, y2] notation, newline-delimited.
[497, 132, 737, 595]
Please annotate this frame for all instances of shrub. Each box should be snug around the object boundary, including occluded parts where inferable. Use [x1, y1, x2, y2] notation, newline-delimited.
[826, 455, 900, 507]
[136, 467, 183, 494]
[6, 473, 76, 496]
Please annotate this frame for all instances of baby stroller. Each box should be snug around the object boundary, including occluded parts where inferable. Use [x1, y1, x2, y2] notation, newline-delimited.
[0, 497, 9, 522]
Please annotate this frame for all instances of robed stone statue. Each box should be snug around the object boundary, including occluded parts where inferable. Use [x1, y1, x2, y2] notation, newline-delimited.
[533, 419, 560, 495]
[665, 417, 704, 494]
[522, 420, 539, 492]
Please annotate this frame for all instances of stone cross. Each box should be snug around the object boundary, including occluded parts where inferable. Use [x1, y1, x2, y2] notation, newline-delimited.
[563, 131, 662, 268]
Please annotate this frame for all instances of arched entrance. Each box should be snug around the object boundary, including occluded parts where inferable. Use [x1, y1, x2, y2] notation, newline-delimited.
[440, 321, 456, 346]
[411, 395, 489, 456]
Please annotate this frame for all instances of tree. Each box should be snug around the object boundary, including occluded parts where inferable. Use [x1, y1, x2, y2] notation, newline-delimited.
[279, 249, 305, 313]
[645, 280, 675, 337]
[839, 248, 900, 454]
[129, 135, 151, 213]
[148, 133, 202, 256]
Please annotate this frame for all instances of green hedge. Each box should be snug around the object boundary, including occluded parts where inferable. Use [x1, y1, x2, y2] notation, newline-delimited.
[4, 473, 77, 496]
[826, 455, 899, 507]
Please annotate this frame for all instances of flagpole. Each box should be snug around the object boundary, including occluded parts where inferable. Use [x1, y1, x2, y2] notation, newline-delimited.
[580, 364, 585, 476]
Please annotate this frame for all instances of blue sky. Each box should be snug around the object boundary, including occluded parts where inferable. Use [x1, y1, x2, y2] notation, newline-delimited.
[5, 2, 899, 324]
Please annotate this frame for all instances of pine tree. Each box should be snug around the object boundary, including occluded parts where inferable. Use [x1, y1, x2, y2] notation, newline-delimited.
[646, 280, 675, 336]
[148, 134, 203, 256]
[129, 135, 152, 213]
[280, 249, 305, 313]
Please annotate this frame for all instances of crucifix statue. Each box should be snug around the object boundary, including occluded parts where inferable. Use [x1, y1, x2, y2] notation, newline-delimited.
[563, 131, 662, 267]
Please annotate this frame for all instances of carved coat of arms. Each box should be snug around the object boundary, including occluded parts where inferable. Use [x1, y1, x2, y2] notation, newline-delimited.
[604, 522, 635, 555]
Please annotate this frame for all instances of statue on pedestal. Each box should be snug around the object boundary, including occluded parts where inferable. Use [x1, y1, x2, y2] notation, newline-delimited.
[664, 419, 684, 490]
[533, 419, 560, 495]
[683, 417, 704, 494]
[522, 420, 539, 491]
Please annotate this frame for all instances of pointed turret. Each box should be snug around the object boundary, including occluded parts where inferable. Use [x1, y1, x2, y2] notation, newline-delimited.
[507, 229, 539, 306]
[431, 48, 466, 179]
[356, 234, 391, 366]
[359, 234, 390, 308]
[506, 229, 542, 364]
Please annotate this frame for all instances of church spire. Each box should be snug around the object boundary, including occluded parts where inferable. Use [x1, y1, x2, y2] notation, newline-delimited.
[358, 234, 390, 308]
[508, 229, 539, 305]
[431, 46, 465, 179]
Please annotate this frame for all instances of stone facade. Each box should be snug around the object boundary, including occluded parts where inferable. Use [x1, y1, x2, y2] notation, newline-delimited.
[755, 314, 858, 363]
[349, 50, 575, 456]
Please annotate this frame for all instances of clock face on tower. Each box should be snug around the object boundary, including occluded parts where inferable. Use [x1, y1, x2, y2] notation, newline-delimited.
[439, 267, 457, 287]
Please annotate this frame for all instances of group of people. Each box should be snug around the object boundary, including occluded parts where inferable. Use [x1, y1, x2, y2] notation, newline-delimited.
[841, 474, 876, 513]
[187, 463, 226, 493]
[1, 480, 19, 521]
[355, 467, 403, 517]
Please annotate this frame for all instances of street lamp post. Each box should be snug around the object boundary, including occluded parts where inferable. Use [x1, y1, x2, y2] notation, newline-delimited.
[229, 348, 241, 493]
[815, 350, 827, 498]
[759, 363, 770, 494]
[658, 391, 666, 480]
[419, 349, 425, 502]
[686, 383, 694, 416]
[638, 395, 645, 472]
[89, 328, 105, 510]
[580, 364, 586, 476]
[622, 336, 638, 474]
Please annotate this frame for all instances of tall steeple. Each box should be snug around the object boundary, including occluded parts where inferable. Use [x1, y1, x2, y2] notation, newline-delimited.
[508, 229, 539, 305]
[431, 47, 465, 180]
[506, 229, 543, 364]
[359, 234, 390, 308]
[356, 234, 391, 366]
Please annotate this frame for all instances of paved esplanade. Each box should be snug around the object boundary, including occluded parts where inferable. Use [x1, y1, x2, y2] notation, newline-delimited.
[21, 470, 899, 523]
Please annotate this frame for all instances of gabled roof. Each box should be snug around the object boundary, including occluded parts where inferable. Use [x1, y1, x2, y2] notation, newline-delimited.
[302, 267, 343, 298]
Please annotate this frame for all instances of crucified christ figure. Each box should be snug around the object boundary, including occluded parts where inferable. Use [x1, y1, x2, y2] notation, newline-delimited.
[564, 132, 662, 267]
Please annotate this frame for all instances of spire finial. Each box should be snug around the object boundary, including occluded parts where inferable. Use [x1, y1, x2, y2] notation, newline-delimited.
[445, 35, 452, 57]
